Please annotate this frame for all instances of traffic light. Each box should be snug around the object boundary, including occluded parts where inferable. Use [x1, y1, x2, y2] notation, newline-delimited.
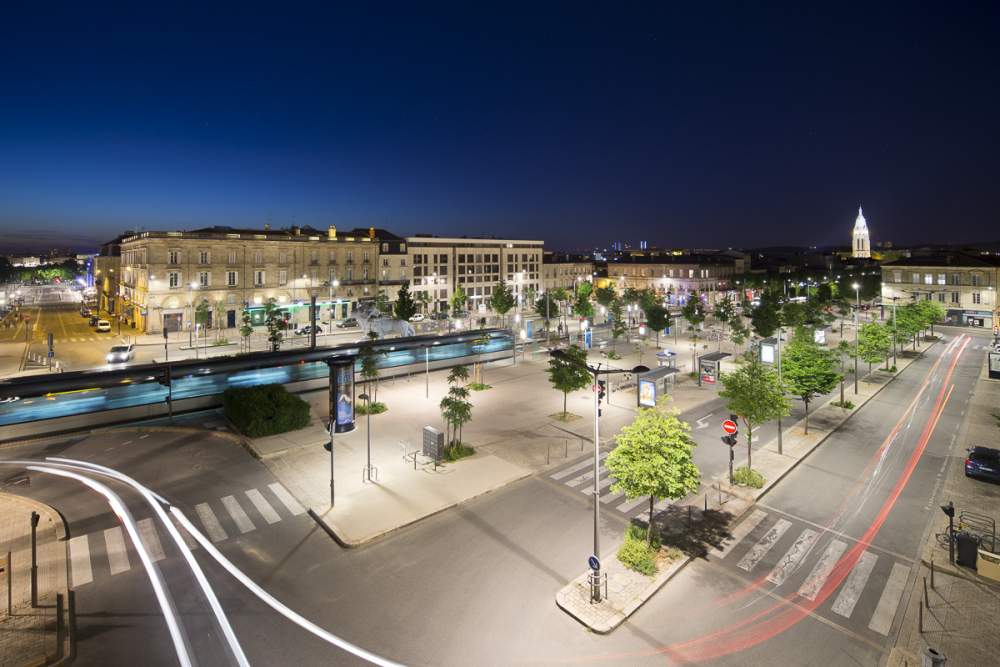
[597, 380, 606, 403]
[721, 434, 738, 447]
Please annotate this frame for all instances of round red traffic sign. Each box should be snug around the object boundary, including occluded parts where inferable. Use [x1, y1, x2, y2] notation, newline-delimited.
[722, 419, 738, 434]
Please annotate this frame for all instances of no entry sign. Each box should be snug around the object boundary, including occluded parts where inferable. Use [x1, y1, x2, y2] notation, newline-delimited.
[722, 419, 738, 435]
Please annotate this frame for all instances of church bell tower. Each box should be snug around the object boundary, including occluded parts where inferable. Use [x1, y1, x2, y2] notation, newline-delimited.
[852, 206, 870, 259]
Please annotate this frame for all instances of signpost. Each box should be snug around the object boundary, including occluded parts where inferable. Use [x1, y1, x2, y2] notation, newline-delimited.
[588, 554, 600, 571]
[722, 419, 738, 435]
[721, 415, 739, 484]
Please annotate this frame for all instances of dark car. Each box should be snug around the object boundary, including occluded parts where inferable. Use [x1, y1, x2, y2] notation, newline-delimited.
[89, 315, 100, 326]
[430, 311, 449, 321]
[335, 318, 358, 329]
[965, 447, 1000, 484]
[294, 324, 323, 336]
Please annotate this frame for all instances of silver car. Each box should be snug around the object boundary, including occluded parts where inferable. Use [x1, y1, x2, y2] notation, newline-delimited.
[106, 343, 135, 363]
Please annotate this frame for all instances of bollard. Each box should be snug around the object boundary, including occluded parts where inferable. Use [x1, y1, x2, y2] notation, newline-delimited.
[5, 551, 10, 615]
[55, 592, 64, 660]
[704, 495, 708, 512]
[923, 576, 929, 608]
[688, 505, 693, 529]
[922, 647, 946, 666]
[564, 439, 568, 458]
[919, 599, 923, 633]
[30, 511, 39, 608]
[68, 590, 77, 661]
[546, 442, 550, 465]
[930, 559, 935, 589]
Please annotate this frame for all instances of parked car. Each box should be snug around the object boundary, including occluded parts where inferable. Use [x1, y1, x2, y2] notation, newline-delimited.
[89, 315, 99, 326]
[430, 311, 449, 321]
[106, 343, 135, 363]
[294, 324, 323, 336]
[336, 318, 358, 329]
[965, 446, 1000, 484]
[95, 319, 112, 333]
[80, 307, 91, 317]
[409, 313, 425, 323]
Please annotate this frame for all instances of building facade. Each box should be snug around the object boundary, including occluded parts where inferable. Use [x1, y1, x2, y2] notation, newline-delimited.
[881, 254, 1000, 329]
[118, 225, 379, 334]
[852, 206, 871, 259]
[93, 237, 122, 318]
[605, 254, 744, 306]
[542, 253, 595, 293]
[406, 236, 543, 314]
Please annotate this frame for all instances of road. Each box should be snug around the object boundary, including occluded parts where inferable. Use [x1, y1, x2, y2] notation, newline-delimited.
[0, 327, 987, 665]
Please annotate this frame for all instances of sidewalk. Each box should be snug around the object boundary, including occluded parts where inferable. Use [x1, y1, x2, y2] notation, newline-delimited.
[889, 349, 1000, 667]
[0, 493, 69, 667]
[556, 335, 937, 632]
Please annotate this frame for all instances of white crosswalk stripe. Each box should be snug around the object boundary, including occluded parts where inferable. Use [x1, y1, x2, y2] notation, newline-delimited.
[584, 473, 616, 494]
[766, 529, 818, 586]
[137, 518, 166, 562]
[798, 539, 847, 601]
[550, 452, 609, 481]
[69, 535, 93, 587]
[712, 509, 767, 558]
[245, 488, 281, 524]
[268, 483, 306, 516]
[738, 518, 791, 572]
[600, 490, 625, 504]
[103, 526, 131, 575]
[831, 550, 878, 618]
[196, 502, 229, 542]
[868, 562, 909, 635]
[221, 495, 256, 533]
[616, 495, 650, 513]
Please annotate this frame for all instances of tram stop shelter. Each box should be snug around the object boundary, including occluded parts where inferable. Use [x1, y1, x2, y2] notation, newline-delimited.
[697, 352, 729, 387]
[636, 366, 678, 407]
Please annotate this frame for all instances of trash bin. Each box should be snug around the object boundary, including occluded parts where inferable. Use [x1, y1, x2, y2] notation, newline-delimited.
[955, 531, 979, 569]
[922, 647, 946, 666]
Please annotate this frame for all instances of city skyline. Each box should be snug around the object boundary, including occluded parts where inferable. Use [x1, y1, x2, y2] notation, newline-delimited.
[2, 4, 998, 250]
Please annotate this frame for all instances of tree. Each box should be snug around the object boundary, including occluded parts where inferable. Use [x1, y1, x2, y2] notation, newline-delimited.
[816, 282, 833, 304]
[644, 305, 670, 348]
[416, 290, 431, 314]
[359, 342, 384, 408]
[638, 289, 658, 314]
[546, 345, 591, 418]
[447, 364, 470, 387]
[440, 385, 472, 448]
[719, 357, 790, 472]
[595, 285, 616, 308]
[781, 328, 840, 433]
[393, 282, 418, 321]
[450, 285, 467, 315]
[239, 303, 254, 352]
[890, 305, 921, 351]
[914, 300, 946, 336]
[609, 299, 626, 353]
[490, 280, 515, 326]
[857, 322, 892, 375]
[573, 293, 594, 321]
[535, 292, 557, 327]
[550, 287, 570, 332]
[194, 299, 211, 330]
[730, 314, 749, 353]
[780, 301, 806, 329]
[751, 291, 781, 339]
[375, 289, 391, 315]
[575, 280, 593, 301]
[263, 298, 283, 351]
[681, 297, 706, 333]
[605, 409, 701, 544]
[213, 300, 226, 339]
[713, 299, 735, 336]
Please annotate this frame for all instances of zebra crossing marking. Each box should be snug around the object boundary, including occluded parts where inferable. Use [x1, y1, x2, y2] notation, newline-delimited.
[196, 502, 229, 542]
[798, 539, 847, 601]
[268, 483, 306, 516]
[245, 489, 281, 524]
[766, 529, 818, 586]
[868, 562, 909, 635]
[616, 495, 650, 513]
[221, 495, 256, 533]
[712, 509, 767, 558]
[137, 518, 166, 562]
[600, 490, 625, 504]
[738, 518, 791, 572]
[550, 452, 609, 481]
[69, 535, 93, 586]
[103, 527, 131, 575]
[831, 551, 878, 618]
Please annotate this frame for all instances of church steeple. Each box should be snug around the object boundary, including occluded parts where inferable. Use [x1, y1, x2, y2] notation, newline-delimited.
[852, 206, 870, 258]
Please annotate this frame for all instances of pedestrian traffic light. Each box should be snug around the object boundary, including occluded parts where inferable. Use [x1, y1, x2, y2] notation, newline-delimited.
[597, 380, 606, 403]
[721, 434, 738, 447]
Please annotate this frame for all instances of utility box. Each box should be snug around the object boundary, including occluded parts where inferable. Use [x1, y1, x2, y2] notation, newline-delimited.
[978, 548, 1000, 582]
[423, 426, 445, 460]
[956, 531, 979, 569]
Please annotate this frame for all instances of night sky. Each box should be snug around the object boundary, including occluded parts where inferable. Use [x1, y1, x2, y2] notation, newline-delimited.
[1, 3, 997, 251]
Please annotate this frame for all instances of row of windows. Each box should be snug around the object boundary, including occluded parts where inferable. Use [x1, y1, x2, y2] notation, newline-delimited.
[164, 267, 382, 289]
[458, 253, 500, 263]
[164, 248, 373, 266]
[890, 270, 990, 287]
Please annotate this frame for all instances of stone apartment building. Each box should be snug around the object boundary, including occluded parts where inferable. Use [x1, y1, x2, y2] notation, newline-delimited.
[118, 225, 379, 334]
[881, 253, 1000, 329]
[542, 253, 595, 293]
[605, 253, 745, 306]
[406, 236, 544, 314]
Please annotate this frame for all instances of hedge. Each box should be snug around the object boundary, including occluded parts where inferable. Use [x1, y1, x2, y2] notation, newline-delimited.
[223, 384, 311, 437]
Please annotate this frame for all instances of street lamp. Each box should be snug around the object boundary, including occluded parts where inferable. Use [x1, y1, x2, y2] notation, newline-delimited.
[853, 282, 860, 394]
[358, 392, 375, 482]
[549, 349, 649, 603]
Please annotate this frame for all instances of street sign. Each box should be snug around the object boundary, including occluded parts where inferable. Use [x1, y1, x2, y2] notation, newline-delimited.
[722, 419, 738, 435]
[588, 554, 600, 571]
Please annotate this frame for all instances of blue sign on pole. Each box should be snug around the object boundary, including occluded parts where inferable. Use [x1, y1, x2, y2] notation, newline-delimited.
[584, 329, 593, 349]
[526, 319, 533, 339]
[588, 554, 600, 570]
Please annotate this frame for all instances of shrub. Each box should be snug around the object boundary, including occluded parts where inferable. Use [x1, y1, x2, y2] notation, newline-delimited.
[617, 524, 659, 575]
[223, 384, 310, 437]
[831, 400, 855, 410]
[443, 442, 475, 461]
[732, 466, 765, 489]
[607, 351, 622, 360]
[467, 382, 492, 391]
[356, 401, 388, 415]
[888, 365, 897, 373]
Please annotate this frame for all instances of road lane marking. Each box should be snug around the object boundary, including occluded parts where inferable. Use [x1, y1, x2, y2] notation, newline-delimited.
[831, 550, 877, 618]
[738, 518, 791, 572]
[103, 526, 131, 575]
[767, 528, 818, 586]
[137, 518, 166, 562]
[69, 535, 93, 586]
[712, 509, 767, 558]
[196, 503, 229, 542]
[221, 495, 256, 534]
[616, 495, 650, 513]
[600, 490, 624, 504]
[798, 539, 847, 601]
[268, 483, 306, 516]
[868, 562, 909, 635]
[245, 489, 281, 524]
[550, 452, 609, 480]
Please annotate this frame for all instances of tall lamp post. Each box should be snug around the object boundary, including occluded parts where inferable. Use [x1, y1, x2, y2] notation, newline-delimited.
[853, 282, 860, 394]
[359, 391, 374, 482]
[549, 349, 648, 603]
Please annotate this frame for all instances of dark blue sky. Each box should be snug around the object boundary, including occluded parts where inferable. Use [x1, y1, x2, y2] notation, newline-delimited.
[1, 3, 997, 251]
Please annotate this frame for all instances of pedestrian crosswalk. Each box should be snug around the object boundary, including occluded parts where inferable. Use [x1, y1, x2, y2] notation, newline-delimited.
[69, 483, 304, 588]
[549, 453, 678, 518]
[712, 509, 913, 637]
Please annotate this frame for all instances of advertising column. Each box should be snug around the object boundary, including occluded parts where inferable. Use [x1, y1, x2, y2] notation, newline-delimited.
[327, 357, 357, 433]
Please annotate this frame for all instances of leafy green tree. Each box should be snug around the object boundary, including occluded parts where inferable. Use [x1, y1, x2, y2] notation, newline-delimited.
[609, 299, 627, 353]
[816, 282, 833, 303]
[780, 301, 806, 328]
[359, 342, 383, 407]
[751, 291, 781, 339]
[393, 282, 418, 321]
[375, 289, 391, 315]
[440, 385, 472, 448]
[730, 314, 749, 352]
[719, 356, 790, 472]
[857, 321, 892, 374]
[416, 290, 431, 314]
[490, 280, 516, 326]
[447, 364, 470, 387]
[681, 297, 706, 332]
[644, 305, 670, 348]
[451, 285, 467, 315]
[914, 300, 946, 336]
[550, 287, 570, 332]
[713, 299, 736, 335]
[263, 298, 283, 351]
[535, 292, 558, 327]
[595, 285, 616, 308]
[194, 299, 211, 329]
[890, 304, 922, 351]
[605, 409, 701, 544]
[575, 280, 593, 301]
[573, 293, 594, 321]
[546, 345, 591, 417]
[782, 328, 840, 433]
[622, 287, 642, 308]
[239, 303, 254, 352]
